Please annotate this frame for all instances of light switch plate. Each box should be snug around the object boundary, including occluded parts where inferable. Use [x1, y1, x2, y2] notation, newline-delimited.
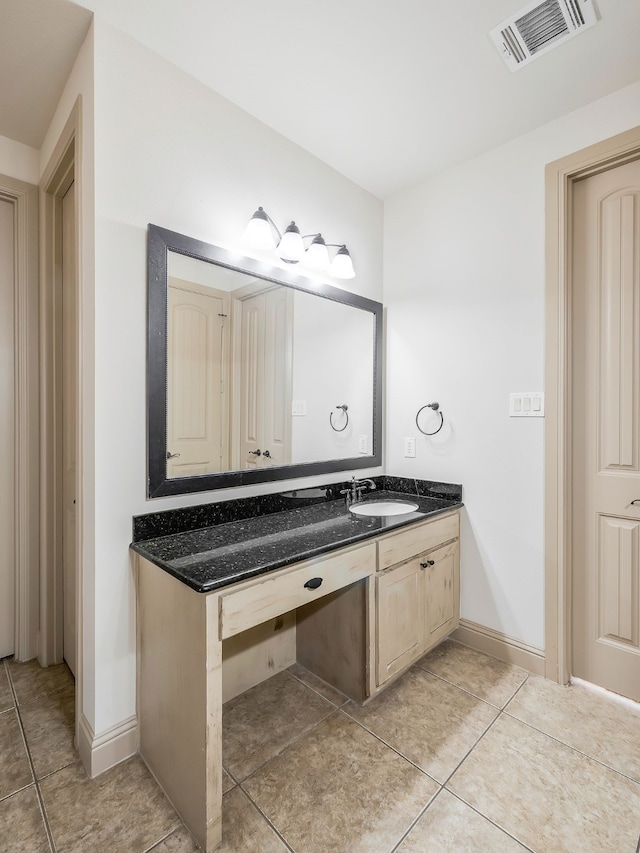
[358, 435, 368, 454]
[292, 400, 307, 416]
[510, 392, 545, 417]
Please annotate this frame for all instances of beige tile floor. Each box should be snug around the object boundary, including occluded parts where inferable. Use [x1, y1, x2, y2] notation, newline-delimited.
[1, 640, 640, 852]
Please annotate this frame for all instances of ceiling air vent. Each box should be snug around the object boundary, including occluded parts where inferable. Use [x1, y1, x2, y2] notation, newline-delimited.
[490, 0, 597, 71]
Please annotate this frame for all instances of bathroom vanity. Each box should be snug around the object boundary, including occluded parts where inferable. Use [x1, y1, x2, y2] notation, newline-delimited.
[131, 482, 461, 852]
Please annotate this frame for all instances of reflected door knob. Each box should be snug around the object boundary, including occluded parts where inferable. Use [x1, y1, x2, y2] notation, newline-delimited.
[263, 450, 271, 459]
[420, 560, 435, 569]
[166, 451, 181, 460]
[248, 449, 261, 456]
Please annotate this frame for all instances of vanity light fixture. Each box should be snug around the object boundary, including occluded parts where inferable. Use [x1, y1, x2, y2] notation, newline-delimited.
[243, 207, 355, 278]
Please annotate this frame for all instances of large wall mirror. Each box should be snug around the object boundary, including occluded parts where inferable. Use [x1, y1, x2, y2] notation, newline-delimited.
[147, 224, 383, 497]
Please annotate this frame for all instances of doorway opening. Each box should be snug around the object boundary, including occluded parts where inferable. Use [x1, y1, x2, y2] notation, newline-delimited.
[40, 102, 83, 752]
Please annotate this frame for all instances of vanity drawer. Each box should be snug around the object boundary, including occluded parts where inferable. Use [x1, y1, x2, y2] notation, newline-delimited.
[219, 542, 375, 640]
[377, 511, 459, 571]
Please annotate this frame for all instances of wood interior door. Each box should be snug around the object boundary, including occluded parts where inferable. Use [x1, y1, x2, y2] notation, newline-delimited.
[62, 182, 77, 677]
[238, 287, 292, 468]
[0, 198, 15, 658]
[261, 286, 293, 467]
[167, 279, 229, 476]
[239, 292, 265, 468]
[571, 159, 640, 701]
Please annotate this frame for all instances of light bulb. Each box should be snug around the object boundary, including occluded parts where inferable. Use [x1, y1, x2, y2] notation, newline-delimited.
[305, 235, 330, 270]
[330, 245, 355, 279]
[278, 221, 304, 263]
[243, 207, 277, 250]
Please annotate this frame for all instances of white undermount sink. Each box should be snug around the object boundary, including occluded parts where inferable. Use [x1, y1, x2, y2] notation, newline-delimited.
[349, 500, 419, 517]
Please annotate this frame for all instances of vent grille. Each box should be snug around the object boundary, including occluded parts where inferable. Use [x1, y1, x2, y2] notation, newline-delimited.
[516, 0, 568, 54]
[490, 0, 597, 71]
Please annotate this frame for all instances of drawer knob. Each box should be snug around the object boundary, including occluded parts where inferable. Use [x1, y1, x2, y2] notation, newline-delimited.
[420, 560, 435, 568]
[304, 577, 323, 590]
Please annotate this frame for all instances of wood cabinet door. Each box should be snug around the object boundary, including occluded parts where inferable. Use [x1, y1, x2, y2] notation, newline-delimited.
[423, 540, 460, 650]
[376, 558, 424, 686]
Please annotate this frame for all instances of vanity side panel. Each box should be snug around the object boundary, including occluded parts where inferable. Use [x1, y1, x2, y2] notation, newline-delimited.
[137, 557, 222, 851]
[296, 579, 368, 703]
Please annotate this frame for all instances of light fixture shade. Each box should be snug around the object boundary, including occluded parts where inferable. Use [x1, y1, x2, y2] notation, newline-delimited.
[330, 245, 355, 279]
[243, 207, 277, 250]
[305, 234, 330, 270]
[278, 221, 304, 263]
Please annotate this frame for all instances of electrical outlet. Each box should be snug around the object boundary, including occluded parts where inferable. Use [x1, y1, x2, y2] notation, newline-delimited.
[404, 437, 416, 458]
[358, 435, 368, 454]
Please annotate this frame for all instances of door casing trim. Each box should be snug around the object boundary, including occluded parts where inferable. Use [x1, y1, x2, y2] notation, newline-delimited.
[0, 174, 39, 661]
[544, 124, 640, 684]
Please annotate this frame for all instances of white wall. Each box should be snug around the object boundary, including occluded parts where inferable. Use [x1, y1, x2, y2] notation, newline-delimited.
[384, 80, 640, 650]
[291, 292, 374, 462]
[90, 19, 383, 736]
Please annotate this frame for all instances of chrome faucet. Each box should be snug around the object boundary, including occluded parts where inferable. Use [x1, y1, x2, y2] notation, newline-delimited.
[340, 476, 377, 507]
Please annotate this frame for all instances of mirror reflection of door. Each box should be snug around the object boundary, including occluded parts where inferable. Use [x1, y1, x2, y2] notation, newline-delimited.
[237, 286, 293, 469]
[167, 278, 230, 476]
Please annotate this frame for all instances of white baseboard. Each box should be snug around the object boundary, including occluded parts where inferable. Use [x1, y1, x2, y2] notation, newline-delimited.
[451, 618, 545, 676]
[78, 713, 138, 778]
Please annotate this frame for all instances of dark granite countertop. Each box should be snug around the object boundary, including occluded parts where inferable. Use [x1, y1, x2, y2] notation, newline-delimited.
[130, 489, 462, 593]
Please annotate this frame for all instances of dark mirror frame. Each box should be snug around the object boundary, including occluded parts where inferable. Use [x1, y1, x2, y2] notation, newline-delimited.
[147, 224, 383, 498]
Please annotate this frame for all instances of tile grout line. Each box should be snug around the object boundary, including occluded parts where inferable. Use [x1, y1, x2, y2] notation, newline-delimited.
[430, 676, 539, 853]
[285, 667, 350, 709]
[415, 660, 529, 711]
[226, 705, 340, 786]
[439, 674, 532, 791]
[445, 788, 537, 852]
[142, 822, 190, 853]
[388, 785, 445, 853]
[337, 707, 440, 782]
[5, 662, 58, 853]
[500, 708, 640, 788]
[235, 781, 297, 853]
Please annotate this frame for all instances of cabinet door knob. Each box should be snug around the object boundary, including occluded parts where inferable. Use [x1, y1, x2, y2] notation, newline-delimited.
[304, 577, 323, 590]
[420, 560, 435, 568]
[248, 449, 261, 456]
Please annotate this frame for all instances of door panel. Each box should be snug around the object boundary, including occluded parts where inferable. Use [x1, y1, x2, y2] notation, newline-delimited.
[238, 288, 292, 468]
[240, 295, 264, 467]
[599, 192, 640, 472]
[376, 559, 423, 686]
[262, 287, 293, 466]
[598, 515, 639, 649]
[425, 541, 459, 649]
[0, 199, 15, 658]
[167, 280, 229, 476]
[572, 160, 640, 701]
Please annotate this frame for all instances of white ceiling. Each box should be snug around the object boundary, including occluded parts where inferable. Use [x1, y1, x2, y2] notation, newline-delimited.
[0, 0, 92, 149]
[3, 0, 640, 198]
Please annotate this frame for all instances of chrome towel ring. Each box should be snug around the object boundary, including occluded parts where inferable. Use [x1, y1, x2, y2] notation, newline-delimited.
[330, 404, 349, 432]
[416, 401, 444, 436]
